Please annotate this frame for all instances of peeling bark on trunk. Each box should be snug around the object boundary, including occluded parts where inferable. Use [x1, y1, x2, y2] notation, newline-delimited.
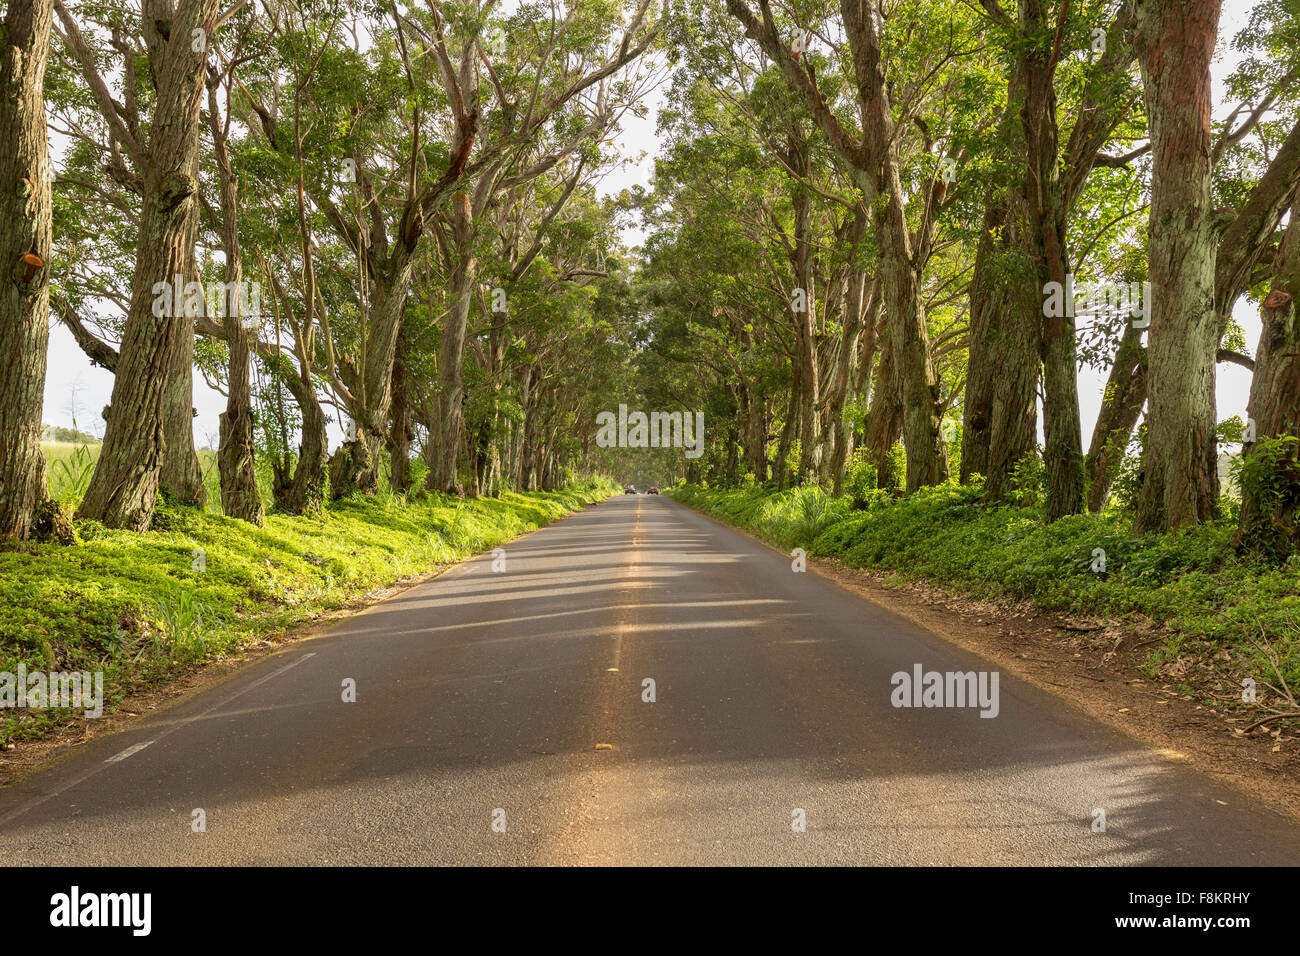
[159, 330, 204, 505]
[969, 217, 1039, 500]
[216, 304, 262, 525]
[159, 141, 205, 508]
[982, 266, 1041, 503]
[217, 365, 262, 523]
[0, 0, 55, 541]
[1132, 0, 1223, 533]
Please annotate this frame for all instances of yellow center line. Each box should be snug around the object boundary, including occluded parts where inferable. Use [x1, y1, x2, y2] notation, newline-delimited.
[608, 495, 642, 674]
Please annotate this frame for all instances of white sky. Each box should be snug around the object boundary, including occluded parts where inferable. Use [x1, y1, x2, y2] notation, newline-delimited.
[43, 0, 1266, 459]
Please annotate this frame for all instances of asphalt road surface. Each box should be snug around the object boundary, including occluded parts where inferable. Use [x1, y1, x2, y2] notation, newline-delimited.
[3, 493, 1300, 865]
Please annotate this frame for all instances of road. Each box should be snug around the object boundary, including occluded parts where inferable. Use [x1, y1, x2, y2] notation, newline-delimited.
[3, 493, 1299, 865]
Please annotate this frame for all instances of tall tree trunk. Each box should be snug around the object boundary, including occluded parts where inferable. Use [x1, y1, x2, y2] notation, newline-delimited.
[962, 194, 1011, 484]
[482, 308, 506, 496]
[215, 295, 262, 522]
[1132, 0, 1223, 533]
[774, 379, 798, 490]
[788, 136, 820, 483]
[863, 327, 903, 490]
[159, 326, 204, 504]
[159, 140, 205, 507]
[751, 391, 768, 483]
[75, 0, 219, 530]
[428, 194, 476, 495]
[982, 264, 1041, 502]
[976, 47, 1052, 508]
[329, 271, 406, 498]
[0, 0, 55, 541]
[388, 333, 412, 495]
[851, 3, 946, 493]
[878, 199, 948, 492]
[820, 232, 873, 490]
[1235, 213, 1300, 557]
[1021, 7, 1084, 520]
[276, 368, 328, 514]
[209, 80, 262, 524]
[1085, 326, 1147, 511]
[519, 369, 542, 491]
[962, 70, 1031, 489]
[826, 313, 873, 493]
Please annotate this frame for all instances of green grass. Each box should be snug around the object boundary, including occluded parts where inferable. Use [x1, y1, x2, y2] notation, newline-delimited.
[45, 440, 239, 513]
[669, 481, 1300, 698]
[0, 477, 617, 744]
[44, 440, 104, 508]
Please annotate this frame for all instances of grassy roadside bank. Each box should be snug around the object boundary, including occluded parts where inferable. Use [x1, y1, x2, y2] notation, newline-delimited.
[668, 482, 1300, 711]
[0, 479, 616, 745]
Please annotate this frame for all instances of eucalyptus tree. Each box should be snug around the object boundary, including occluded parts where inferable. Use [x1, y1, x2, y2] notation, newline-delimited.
[233, 0, 659, 497]
[639, 112, 792, 485]
[54, 0, 226, 529]
[1032, 0, 1300, 523]
[958, 0, 1146, 518]
[724, 0, 1001, 493]
[0, 0, 56, 540]
[502, 194, 635, 491]
[1128, 0, 1300, 531]
[414, 1, 659, 495]
[1236, 203, 1300, 557]
[202, 6, 265, 524]
[1222, 1, 1300, 554]
[668, 1, 860, 487]
[208, 0, 353, 513]
[467, 150, 616, 494]
[724, 1, 935, 490]
[1128, 0, 1225, 531]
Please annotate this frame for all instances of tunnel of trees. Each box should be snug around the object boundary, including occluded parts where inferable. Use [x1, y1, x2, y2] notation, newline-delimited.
[3, 0, 1300, 565]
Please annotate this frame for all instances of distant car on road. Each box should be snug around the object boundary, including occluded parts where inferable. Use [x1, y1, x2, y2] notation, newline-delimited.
[647, 487, 660, 494]
[623, 484, 637, 494]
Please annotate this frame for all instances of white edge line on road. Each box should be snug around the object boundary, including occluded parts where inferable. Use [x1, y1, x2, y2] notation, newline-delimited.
[0, 652, 318, 827]
[153, 652, 319, 733]
[105, 741, 154, 763]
